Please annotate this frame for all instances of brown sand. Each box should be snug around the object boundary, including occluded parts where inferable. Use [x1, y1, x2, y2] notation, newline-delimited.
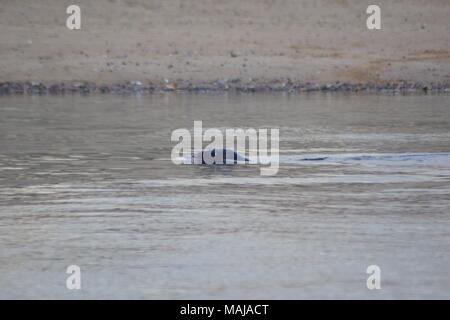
[0, 0, 449, 85]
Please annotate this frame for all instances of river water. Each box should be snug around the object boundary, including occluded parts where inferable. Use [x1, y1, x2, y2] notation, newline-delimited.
[0, 93, 449, 299]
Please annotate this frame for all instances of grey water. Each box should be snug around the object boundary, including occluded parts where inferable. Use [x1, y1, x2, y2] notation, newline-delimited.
[0, 93, 449, 299]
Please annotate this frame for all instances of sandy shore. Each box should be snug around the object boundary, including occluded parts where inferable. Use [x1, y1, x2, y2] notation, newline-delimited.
[0, 0, 449, 91]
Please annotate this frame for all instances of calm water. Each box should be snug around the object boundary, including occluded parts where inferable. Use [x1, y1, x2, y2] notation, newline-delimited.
[0, 93, 449, 299]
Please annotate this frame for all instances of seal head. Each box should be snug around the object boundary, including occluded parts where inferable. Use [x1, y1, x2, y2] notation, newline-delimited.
[193, 148, 249, 165]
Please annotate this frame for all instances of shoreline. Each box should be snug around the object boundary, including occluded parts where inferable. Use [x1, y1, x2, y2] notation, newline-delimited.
[1, 80, 449, 95]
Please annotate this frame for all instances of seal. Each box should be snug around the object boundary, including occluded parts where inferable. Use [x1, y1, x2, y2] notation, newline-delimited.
[193, 148, 249, 165]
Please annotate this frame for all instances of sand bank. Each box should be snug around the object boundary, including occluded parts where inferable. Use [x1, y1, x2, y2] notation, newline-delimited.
[0, 0, 449, 91]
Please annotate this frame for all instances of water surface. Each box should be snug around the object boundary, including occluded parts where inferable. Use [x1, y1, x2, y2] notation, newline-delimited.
[0, 93, 449, 299]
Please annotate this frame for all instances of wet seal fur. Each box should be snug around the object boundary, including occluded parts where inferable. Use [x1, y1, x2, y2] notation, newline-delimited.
[193, 148, 249, 165]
